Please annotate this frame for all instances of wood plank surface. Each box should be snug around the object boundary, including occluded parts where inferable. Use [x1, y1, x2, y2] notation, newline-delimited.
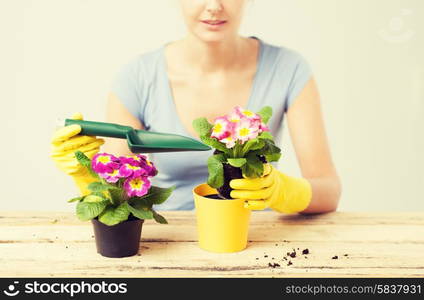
[0, 211, 423, 277]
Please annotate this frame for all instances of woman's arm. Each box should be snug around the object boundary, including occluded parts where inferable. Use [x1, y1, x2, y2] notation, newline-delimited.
[286, 77, 342, 214]
[103, 92, 144, 156]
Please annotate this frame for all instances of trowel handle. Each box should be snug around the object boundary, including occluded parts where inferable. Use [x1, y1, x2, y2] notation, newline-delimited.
[65, 119, 133, 139]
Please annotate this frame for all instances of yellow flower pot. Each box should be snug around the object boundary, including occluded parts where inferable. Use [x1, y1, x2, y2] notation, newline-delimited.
[193, 183, 251, 253]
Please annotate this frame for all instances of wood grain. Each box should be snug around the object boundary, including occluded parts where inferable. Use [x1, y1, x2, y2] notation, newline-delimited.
[0, 211, 423, 277]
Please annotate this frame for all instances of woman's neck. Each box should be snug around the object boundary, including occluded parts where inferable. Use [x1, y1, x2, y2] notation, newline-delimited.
[178, 35, 252, 74]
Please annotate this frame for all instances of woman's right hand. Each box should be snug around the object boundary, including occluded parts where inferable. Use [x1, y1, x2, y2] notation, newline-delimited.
[51, 112, 104, 176]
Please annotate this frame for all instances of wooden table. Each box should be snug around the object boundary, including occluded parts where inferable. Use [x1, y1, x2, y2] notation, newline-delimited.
[1, 211, 423, 277]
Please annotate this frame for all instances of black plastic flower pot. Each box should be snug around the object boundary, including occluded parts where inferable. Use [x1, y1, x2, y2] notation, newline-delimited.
[215, 153, 267, 199]
[217, 163, 243, 199]
[91, 215, 143, 258]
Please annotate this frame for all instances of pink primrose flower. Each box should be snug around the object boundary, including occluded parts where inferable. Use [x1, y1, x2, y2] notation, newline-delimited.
[124, 176, 151, 197]
[91, 153, 120, 174]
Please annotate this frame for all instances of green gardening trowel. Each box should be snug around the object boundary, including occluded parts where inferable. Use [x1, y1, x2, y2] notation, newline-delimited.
[65, 119, 211, 153]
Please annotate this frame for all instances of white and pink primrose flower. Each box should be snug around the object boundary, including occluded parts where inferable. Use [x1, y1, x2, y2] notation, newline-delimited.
[210, 106, 271, 146]
[234, 106, 261, 121]
[234, 118, 260, 143]
[227, 110, 242, 124]
[221, 134, 237, 149]
[211, 116, 232, 140]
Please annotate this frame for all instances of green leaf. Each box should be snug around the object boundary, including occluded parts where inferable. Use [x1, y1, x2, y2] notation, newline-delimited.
[258, 131, 274, 140]
[74, 151, 99, 179]
[241, 153, 264, 178]
[152, 210, 168, 224]
[200, 136, 229, 153]
[87, 182, 119, 192]
[125, 202, 154, 220]
[68, 196, 83, 203]
[257, 106, 273, 124]
[192, 117, 213, 137]
[230, 142, 243, 158]
[83, 194, 105, 203]
[261, 139, 282, 162]
[91, 191, 114, 203]
[241, 138, 265, 156]
[109, 188, 123, 205]
[227, 158, 247, 168]
[214, 153, 227, 163]
[265, 153, 282, 162]
[76, 200, 108, 221]
[74, 150, 91, 168]
[207, 154, 225, 188]
[91, 191, 107, 197]
[98, 203, 130, 226]
[133, 186, 175, 205]
[128, 197, 151, 210]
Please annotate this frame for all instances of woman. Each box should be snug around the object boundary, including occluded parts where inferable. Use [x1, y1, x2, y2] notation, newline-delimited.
[51, 0, 341, 213]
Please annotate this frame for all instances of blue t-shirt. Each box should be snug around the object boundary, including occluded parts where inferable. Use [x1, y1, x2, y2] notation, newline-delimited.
[110, 37, 312, 210]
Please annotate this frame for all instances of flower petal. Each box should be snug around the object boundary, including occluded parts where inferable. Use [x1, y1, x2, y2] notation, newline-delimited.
[124, 176, 151, 197]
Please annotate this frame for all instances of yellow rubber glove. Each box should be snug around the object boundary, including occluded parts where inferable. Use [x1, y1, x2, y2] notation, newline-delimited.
[229, 164, 312, 214]
[50, 113, 105, 196]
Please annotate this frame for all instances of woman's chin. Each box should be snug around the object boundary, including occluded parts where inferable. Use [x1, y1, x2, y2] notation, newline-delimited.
[193, 30, 233, 44]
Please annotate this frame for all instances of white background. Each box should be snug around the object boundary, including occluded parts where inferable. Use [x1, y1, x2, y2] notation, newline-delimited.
[2, 0, 423, 211]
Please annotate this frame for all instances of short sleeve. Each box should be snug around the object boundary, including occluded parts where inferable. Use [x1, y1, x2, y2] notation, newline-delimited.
[110, 56, 144, 122]
[285, 53, 313, 111]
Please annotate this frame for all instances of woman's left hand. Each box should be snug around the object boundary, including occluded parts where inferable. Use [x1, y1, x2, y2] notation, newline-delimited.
[229, 164, 313, 214]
